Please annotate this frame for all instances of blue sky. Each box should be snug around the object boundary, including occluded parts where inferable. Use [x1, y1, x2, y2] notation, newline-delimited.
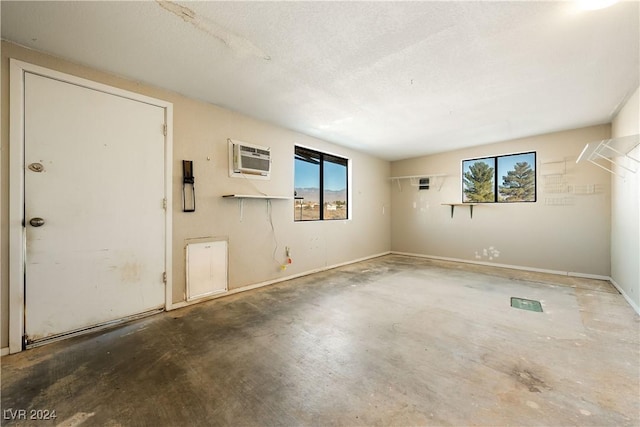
[497, 153, 535, 180]
[463, 157, 495, 177]
[294, 159, 318, 188]
[295, 159, 346, 191]
[463, 153, 535, 182]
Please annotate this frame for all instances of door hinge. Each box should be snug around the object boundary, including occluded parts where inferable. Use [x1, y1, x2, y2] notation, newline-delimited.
[162, 124, 167, 136]
[163, 272, 167, 283]
[162, 198, 167, 210]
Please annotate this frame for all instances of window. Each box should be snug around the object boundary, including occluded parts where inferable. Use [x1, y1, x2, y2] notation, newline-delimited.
[463, 152, 536, 203]
[294, 146, 348, 221]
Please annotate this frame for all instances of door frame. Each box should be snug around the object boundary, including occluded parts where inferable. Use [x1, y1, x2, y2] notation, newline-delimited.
[9, 59, 174, 354]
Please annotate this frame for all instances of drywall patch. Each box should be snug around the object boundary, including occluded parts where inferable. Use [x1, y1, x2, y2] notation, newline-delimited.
[156, 1, 271, 60]
[475, 246, 500, 261]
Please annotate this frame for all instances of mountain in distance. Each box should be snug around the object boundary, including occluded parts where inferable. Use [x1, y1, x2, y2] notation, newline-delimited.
[294, 187, 346, 204]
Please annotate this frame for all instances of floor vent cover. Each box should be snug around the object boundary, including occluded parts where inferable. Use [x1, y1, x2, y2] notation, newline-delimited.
[511, 297, 543, 312]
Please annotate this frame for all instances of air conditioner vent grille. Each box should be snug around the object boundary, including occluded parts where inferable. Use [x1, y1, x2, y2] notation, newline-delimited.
[229, 139, 271, 179]
[241, 156, 270, 172]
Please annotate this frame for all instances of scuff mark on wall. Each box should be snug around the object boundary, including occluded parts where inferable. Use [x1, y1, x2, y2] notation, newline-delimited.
[157, 0, 195, 22]
[156, 1, 271, 60]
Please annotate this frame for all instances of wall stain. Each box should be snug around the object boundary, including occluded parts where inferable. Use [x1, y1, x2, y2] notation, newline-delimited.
[512, 367, 551, 393]
[121, 262, 141, 283]
[156, 1, 271, 60]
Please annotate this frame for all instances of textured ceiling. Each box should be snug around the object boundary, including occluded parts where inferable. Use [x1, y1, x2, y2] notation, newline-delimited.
[2, 1, 638, 160]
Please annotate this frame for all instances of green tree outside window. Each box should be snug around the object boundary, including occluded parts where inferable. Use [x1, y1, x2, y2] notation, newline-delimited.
[463, 160, 495, 202]
[462, 152, 536, 203]
[499, 161, 535, 202]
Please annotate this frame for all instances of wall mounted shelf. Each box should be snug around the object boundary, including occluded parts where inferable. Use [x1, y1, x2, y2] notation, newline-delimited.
[389, 174, 447, 191]
[577, 134, 639, 178]
[442, 203, 477, 218]
[222, 194, 292, 221]
[222, 194, 292, 199]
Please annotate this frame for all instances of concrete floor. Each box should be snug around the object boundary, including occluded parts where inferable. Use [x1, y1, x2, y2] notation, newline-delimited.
[2, 254, 639, 426]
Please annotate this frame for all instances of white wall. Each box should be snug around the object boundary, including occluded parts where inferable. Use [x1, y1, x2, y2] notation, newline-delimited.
[1, 41, 391, 349]
[390, 125, 612, 277]
[611, 86, 640, 313]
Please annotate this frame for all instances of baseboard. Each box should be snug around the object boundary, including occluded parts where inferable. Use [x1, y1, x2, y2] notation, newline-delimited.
[568, 271, 611, 281]
[169, 251, 392, 310]
[170, 251, 639, 316]
[1, 347, 9, 357]
[609, 278, 640, 315]
[391, 251, 610, 280]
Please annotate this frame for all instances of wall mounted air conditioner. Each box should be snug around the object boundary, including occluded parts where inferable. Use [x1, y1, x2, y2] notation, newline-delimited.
[228, 139, 271, 179]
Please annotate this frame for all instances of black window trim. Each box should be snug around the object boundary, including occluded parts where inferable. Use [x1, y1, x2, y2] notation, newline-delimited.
[462, 151, 537, 204]
[294, 145, 349, 221]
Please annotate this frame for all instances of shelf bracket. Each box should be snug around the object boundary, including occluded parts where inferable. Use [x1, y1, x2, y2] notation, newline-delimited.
[443, 203, 475, 219]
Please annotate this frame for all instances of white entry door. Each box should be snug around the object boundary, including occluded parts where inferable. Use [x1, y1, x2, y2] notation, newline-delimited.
[24, 72, 167, 344]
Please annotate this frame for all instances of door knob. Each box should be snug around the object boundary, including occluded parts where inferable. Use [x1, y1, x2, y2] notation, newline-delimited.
[29, 217, 45, 227]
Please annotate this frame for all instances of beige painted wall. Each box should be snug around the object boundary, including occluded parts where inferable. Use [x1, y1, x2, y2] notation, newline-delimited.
[1, 41, 391, 349]
[390, 125, 612, 277]
[611, 86, 639, 312]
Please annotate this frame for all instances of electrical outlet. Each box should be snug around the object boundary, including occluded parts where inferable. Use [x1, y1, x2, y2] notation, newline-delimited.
[285, 246, 291, 257]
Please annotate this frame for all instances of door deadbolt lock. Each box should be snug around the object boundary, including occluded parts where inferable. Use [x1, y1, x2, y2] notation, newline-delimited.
[29, 218, 45, 227]
[28, 163, 44, 172]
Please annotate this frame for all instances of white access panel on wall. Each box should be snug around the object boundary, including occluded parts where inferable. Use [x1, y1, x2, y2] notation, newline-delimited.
[186, 240, 228, 301]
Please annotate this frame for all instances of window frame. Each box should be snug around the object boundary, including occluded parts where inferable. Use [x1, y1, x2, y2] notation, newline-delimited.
[294, 145, 349, 221]
[462, 151, 537, 204]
